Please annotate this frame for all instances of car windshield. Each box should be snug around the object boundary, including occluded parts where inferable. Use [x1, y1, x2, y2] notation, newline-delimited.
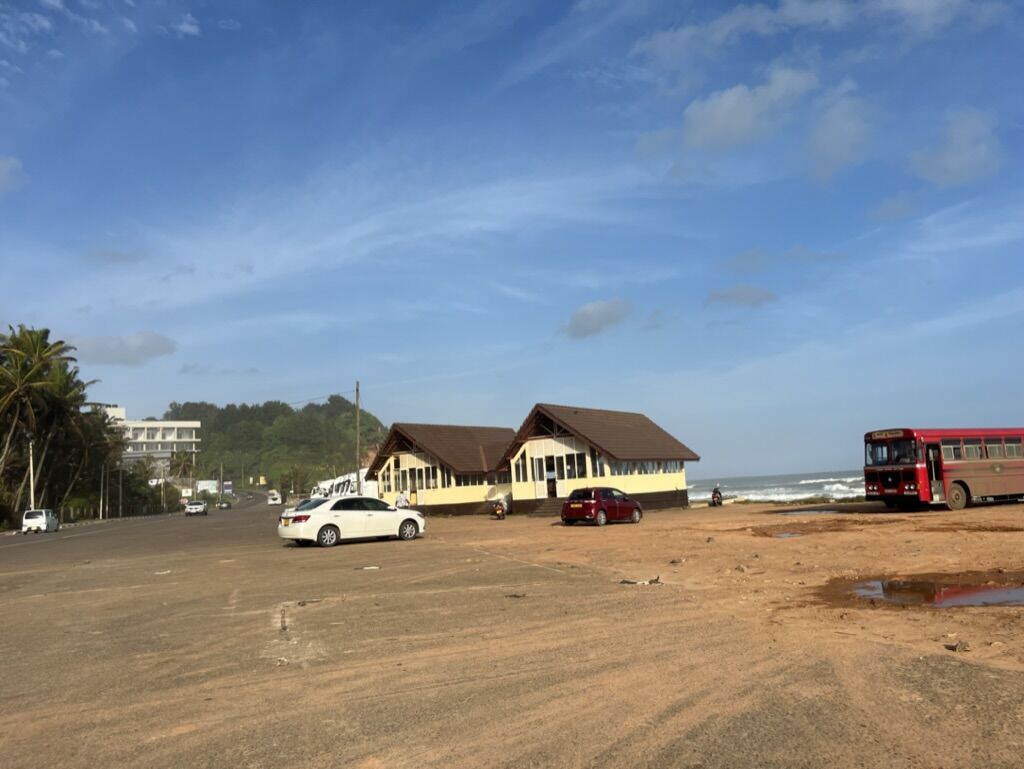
[24, 511, 42, 519]
[568, 489, 593, 500]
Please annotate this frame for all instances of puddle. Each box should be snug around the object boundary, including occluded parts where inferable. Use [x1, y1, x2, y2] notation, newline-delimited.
[823, 571, 1024, 608]
[773, 532, 802, 539]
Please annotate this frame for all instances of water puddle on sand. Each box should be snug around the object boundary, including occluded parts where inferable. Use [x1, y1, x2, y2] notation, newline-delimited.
[823, 572, 1024, 608]
[773, 532, 802, 539]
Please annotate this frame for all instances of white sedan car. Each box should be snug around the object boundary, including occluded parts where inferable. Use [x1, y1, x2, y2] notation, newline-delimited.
[277, 495, 425, 547]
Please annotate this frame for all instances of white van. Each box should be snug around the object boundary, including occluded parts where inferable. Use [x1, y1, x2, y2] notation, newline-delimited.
[22, 509, 60, 534]
[267, 490, 282, 505]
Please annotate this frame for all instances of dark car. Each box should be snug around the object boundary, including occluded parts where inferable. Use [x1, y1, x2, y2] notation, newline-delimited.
[216, 500, 232, 509]
[561, 487, 642, 526]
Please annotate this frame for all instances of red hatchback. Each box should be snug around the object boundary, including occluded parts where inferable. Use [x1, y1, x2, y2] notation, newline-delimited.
[561, 487, 643, 526]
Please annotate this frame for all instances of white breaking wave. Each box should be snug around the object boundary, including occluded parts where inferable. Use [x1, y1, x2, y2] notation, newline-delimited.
[797, 476, 862, 485]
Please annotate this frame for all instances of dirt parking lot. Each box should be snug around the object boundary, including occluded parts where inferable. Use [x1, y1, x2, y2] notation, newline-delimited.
[2, 499, 1023, 769]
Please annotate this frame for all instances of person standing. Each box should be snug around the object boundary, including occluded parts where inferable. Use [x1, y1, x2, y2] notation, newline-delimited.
[395, 490, 410, 508]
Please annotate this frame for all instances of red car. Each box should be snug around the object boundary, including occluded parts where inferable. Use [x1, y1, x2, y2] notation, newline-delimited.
[561, 487, 642, 526]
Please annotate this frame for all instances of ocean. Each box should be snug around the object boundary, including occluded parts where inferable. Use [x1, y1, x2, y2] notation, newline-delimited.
[688, 470, 864, 504]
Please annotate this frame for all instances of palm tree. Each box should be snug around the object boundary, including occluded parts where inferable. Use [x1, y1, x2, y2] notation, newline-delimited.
[0, 326, 75, 492]
[169, 451, 195, 482]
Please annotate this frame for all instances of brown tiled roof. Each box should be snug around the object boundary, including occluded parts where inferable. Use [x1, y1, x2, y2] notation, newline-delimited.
[366, 423, 516, 478]
[503, 403, 700, 463]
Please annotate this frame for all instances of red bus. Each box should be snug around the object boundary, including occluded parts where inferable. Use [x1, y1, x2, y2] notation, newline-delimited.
[864, 428, 1024, 510]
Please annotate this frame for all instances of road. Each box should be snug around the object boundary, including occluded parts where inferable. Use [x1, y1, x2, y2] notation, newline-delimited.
[2, 498, 1023, 768]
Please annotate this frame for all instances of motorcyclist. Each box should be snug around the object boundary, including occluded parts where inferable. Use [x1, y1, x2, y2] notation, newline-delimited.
[711, 484, 723, 507]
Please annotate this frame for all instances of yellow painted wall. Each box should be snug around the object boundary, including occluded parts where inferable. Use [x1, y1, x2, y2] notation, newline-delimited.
[376, 450, 510, 508]
[509, 436, 688, 501]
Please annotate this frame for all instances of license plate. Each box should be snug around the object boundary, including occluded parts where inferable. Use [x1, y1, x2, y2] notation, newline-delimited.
[282, 519, 290, 526]
[570, 503, 582, 508]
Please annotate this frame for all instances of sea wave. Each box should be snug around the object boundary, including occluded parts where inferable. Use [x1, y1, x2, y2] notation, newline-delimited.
[797, 476, 862, 485]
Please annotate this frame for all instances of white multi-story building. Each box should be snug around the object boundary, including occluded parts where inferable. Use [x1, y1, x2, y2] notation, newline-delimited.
[102, 406, 201, 472]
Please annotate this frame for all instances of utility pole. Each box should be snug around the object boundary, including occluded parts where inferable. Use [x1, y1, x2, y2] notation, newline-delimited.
[118, 464, 123, 518]
[161, 466, 166, 512]
[28, 438, 35, 510]
[99, 462, 105, 520]
[355, 380, 361, 494]
[219, 462, 223, 503]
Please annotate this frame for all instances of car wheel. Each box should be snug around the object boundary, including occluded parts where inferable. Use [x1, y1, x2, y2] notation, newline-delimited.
[596, 509, 607, 526]
[630, 508, 641, 524]
[398, 519, 419, 540]
[563, 519, 574, 526]
[317, 525, 340, 547]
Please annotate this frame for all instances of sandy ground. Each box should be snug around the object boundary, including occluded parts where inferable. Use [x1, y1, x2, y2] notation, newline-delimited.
[1, 499, 1023, 768]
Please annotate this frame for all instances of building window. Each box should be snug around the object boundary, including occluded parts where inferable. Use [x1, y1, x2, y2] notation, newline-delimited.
[590, 448, 605, 477]
[515, 454, 528, 482]
[1006, 439, 1022, 458]
[533, 458, 544, 483]
[555, 456, 565, 480]
[497, 470, 511, 484]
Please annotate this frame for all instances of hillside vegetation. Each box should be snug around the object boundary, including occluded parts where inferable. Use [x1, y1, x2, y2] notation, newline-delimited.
[163, 395, 388, 492]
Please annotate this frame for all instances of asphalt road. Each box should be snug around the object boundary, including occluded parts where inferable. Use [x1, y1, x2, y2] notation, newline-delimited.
[2, 499, 1023, 769]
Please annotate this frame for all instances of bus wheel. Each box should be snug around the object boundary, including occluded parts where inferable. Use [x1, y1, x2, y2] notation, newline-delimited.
[947, 482, 969, 511]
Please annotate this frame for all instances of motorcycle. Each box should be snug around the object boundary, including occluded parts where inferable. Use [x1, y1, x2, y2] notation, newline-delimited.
[492, 500, 507, 520]
[709, 487, 723, 507]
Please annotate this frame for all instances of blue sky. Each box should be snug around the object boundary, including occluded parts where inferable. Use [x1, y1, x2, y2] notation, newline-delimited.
[2, 0, 1023, 477]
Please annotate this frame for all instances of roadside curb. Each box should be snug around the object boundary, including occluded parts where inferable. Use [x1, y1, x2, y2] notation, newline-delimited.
[2, 511, 180, 536]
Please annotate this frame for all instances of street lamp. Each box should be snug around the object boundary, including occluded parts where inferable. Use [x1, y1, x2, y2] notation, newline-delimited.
[25, 431, 36, 510]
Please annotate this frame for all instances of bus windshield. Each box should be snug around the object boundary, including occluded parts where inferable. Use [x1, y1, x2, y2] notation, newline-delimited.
[866, 439, 918, 466]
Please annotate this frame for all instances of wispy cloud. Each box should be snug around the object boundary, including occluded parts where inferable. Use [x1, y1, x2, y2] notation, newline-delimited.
[911, 108, 1002, 187]
[86, 248, 144, 264]
[705, 284, 779, 308]
[172, 13, 200, 38]
[808, 80, 870, 180]
[0, 156, 27, 194]
[563, 298, 632, 339]
[869, 192, 915, 222]
[684, 66, 818, 148]
[74, 331, 177, 365]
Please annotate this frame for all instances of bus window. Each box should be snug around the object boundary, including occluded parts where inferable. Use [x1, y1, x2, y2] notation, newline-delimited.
[865, 442, 888, 466]
[963, 439, 982, 460]
[941, 440, 963, 461]
[1006, 438, 1023, 458]
[985, 440, 1005, 459]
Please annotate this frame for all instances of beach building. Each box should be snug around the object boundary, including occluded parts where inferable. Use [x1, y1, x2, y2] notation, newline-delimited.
[500, 403, 699, 514]
[101, 405, 201, 474]
[365, 423, 515, 515]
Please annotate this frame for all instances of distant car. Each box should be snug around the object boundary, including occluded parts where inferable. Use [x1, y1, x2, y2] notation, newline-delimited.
[216, 500, 232, 509]
[185, 500, 208, 516]
[277, 495, 425, 547]
[22, 509, 59, 534]
[561, 487, 642, 526]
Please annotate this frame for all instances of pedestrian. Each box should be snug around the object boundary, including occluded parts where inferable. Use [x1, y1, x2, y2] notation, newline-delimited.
[395, 490, 409, 508]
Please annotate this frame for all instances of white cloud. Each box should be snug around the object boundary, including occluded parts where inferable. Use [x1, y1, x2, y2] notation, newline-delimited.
[808, 82, 869, 180]
[172, 13, 200, 38]
[46, 47, 63, 58]
[633, 0, 1002, 69]
[74, 331, 177, 365]
[39, 0, 65, 10]
[20, 12, 53, 32]
[684, 66, 818, 148]
[705, 284, 779, 307]
[121, 17, 137, 34]
[218, 19, 241, 31]
[869, 193, 915, 222]
[910, 109, 1002, 187]
[0, 156, 27, 194]
[564, 298, 633, 339]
